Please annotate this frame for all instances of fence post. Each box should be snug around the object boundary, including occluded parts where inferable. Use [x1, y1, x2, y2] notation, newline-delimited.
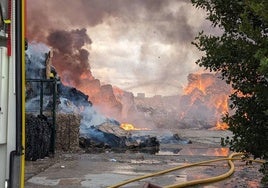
[39, 81, 43, 116]
[50, 78, 57, 154]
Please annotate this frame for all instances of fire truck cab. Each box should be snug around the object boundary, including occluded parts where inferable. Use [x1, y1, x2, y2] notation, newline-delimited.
[0, 0, 25, 187]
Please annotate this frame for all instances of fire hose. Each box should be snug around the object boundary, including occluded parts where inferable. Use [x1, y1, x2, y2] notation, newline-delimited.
[108, 153, 265, 188]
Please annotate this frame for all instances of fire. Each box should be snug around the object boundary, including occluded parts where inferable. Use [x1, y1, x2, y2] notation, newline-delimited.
[182, 73, 232, 130]
[213, 147, 229, 156]
[184, 74, 214, 95]
[215, 121, 229, 130]
[214, 95, 229, 112]
[120, 123, 150, 131]
[213, 95, 230, 130]
[120, 123, 137, 130]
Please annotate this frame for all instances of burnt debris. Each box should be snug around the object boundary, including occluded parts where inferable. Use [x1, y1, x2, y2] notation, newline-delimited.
[58, 84, 92, 107]
[79, 122, 160, 153]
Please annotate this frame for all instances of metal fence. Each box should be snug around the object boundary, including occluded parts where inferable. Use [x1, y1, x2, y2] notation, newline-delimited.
[26, 78, 58, 154]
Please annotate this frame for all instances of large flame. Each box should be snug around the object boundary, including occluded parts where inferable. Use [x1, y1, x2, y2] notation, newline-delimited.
[184, 75, 214, 95]
[183, 73, 231, 130]
[120, 123, 150, 131]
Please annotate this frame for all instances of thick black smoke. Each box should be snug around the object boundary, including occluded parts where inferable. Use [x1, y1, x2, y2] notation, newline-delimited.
[47, 28, 93, 86]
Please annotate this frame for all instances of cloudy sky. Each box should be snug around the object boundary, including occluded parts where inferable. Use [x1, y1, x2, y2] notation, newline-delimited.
[27, 0, 215, 97]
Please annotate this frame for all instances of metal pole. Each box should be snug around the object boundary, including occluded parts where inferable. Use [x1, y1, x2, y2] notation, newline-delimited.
[40, 81, 43, 116]
[51, 78, 57, 154]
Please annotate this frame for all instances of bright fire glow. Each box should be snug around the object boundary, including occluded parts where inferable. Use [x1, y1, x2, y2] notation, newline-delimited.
[215, 121, 229, 130]
[213, 148, 229, 156]
[183, 73, 231, 130]
[120, 123, 150, 131]
[184, 74, 214, 95]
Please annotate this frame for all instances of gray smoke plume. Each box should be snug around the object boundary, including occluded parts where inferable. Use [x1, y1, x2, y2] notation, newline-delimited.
[27, 0, 213, 96]
[26, 1, 229, 131]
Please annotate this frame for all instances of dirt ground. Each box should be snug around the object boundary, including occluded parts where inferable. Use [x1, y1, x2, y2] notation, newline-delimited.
[25, 129, 266, 188]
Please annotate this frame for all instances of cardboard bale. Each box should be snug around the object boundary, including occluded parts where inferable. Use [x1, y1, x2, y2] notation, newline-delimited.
[25, 114, 52, 161]
[56, 113, 81, 152]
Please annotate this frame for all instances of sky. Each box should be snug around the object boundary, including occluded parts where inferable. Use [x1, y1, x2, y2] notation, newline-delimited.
[27, 0, 217, 97]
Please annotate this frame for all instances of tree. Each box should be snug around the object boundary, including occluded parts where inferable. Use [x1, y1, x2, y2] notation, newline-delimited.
[191, 0, 268, 184]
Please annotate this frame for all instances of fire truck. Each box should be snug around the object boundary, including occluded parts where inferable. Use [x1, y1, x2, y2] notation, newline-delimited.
[0, 0, 26, 187]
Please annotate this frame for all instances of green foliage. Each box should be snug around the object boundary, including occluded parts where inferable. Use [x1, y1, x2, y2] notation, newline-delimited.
[191, 0, 268, 184]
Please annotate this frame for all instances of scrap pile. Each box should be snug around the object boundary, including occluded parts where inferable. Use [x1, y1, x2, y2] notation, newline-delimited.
[79, 122, 160, 153]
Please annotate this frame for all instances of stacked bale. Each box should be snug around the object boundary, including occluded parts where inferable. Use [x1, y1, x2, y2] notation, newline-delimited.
[56, 113, 81, 152]
[25, 114, 52, 161]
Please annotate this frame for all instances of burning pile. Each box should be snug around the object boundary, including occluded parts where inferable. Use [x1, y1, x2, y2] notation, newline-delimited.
[25, 40, 231, 159]
[120, 123, 150, 131]
[180, 73, 231, 129]
[80, 122, 159, 153]
[25, 43, 160, 155]
[26, 30, 156, 132]
[25, 2, 234, 144]
[135, 73, 231, 130]
[45, 29, 129, 122]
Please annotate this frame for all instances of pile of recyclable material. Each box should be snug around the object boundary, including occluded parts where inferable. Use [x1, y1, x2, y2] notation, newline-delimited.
[25, 114, 52, 161]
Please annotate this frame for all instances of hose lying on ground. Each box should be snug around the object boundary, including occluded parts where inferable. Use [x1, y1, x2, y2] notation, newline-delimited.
[108, 153, 265, 188]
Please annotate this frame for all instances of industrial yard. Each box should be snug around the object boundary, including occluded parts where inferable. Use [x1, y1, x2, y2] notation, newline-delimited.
[25, 129, 264, 188]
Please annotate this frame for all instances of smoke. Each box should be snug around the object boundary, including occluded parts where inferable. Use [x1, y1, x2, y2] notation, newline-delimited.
[25, 1, 230, 131]
[46, 28, 93, 86]
[26, 42, 50, 77]
[27, 0, 213, 96]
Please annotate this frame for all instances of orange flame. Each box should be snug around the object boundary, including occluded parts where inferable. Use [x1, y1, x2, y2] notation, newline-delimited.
[215, 121, 229, 130]
[214, 95, 229, 130]
[120, 123, 150, 131]
[184, 74, 214, 95]
[183, 73, 231, 130]
[213, 148, 229, 156]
